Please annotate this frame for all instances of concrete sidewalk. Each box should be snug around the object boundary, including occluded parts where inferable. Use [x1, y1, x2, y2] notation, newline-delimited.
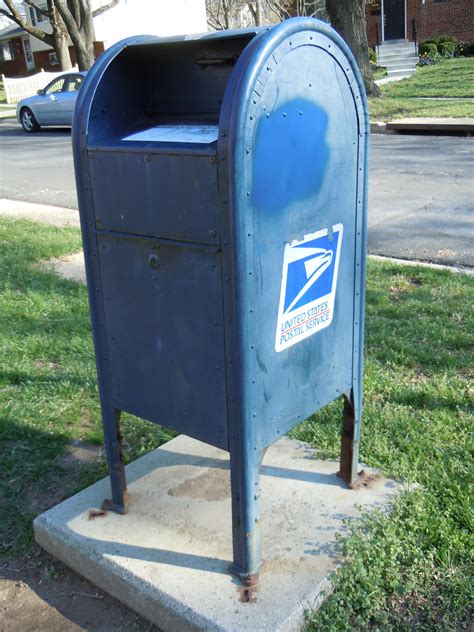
[1, 199, 472, 282]
[0, 198, 80, 227]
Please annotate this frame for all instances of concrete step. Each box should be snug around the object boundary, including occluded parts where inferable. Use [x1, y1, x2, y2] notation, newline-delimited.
[382, 38, 408, 45]
[379, 43, 413, 50]
[383, 59, 418, 70]
[378, 50, 418, 62]
[378, 46, 416, 58]
[387, 68, 416, 78]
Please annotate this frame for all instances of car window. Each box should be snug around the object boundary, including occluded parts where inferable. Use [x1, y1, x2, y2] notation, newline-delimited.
[45, 77, 66, 94]
[66, 75, 84, 93]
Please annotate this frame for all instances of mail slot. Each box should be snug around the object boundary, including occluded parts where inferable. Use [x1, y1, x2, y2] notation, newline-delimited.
[73, 17, 369, 586]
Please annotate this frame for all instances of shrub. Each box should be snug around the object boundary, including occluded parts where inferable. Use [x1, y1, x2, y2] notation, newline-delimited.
[369, 47, 377, 64]
[439, 40, 456, 57]
[456, 41, 474, 57]
[437, 35, 456, 45]
[418, 41, 440, 65]
[419, 36, 457, 59]
[418, 41, 438, 58]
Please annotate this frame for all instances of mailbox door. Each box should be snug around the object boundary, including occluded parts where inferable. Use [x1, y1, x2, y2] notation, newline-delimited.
[89, 151, 220, 246]
[97, 234, 228, 449]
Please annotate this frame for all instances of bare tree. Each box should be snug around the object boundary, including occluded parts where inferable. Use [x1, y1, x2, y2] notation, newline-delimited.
[0, 0, 72, 69]
[326, 0, 380, 96]
[55, 0, 119, 71]
[246, 1, 262, 25]
[264, 0, 326, 21]
[206, 0, 235, 30]
[0, 0, 120, 72]
[206, 0, 264, 30]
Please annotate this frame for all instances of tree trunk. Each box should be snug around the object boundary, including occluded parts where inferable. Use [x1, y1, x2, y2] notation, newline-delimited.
[326, 0, 381, 97]
[73, 40, 95, 71]
[246, 0, 263, 25]
[48, 0, 72, 70]
[55, 0, 96, 70]
[55, 31, 72, 70]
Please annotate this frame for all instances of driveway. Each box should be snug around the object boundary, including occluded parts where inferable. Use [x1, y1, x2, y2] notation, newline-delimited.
[0, 121, 473, 267]
[369, 134, 473, 268]
[0, 125, 77, 208]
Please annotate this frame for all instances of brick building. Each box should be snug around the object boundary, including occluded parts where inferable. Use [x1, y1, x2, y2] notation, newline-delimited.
[366, 0, 474, 47]
[0, 24, 35, 77]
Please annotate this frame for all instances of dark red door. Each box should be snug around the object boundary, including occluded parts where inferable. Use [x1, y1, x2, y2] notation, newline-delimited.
[385, 0, 405, 40]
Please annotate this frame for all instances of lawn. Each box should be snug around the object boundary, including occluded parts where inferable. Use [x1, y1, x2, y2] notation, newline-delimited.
[1, 218, 473, 629]
[370, 57, 474, 121]
[382, 57, 474, 98]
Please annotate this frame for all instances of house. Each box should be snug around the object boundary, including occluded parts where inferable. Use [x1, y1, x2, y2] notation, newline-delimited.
[0, 1, 35, 76]
[0, 22, 34, 76]
[366, 0, 474, 47]
[0, 0, 207, 77]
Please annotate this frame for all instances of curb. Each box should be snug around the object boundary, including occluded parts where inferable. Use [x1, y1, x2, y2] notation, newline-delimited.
[370, 122, 395, 135]
[369, 254, 474, 276]
[1, 200, 472, 277]
[0, 198, 80, 227]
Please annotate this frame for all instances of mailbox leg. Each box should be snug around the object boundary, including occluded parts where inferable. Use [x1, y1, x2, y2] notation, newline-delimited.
[337, 394, 364, 488]
[229, 446, 265, 587]
[101, 407, 129, 514]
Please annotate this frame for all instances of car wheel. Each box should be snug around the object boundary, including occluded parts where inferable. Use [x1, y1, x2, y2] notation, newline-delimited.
[20, 107, 40, 133]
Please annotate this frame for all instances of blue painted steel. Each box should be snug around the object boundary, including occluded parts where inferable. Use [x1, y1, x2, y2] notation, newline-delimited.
[72, 17, 369, 583]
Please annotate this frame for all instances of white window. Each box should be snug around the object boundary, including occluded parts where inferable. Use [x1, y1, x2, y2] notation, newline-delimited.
[23, 39, 33, 63]
[0, 41, 14, 62]
[29, 6, 44, 25]
[49, 51, 59, 66]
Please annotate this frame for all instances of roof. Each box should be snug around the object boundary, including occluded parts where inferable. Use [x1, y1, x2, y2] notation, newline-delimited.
[0, 22, 24, 41]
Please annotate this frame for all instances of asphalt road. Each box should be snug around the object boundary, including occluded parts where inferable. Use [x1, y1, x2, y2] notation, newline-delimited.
[1, 121, 473, 267]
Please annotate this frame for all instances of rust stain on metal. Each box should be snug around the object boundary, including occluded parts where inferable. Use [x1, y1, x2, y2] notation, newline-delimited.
[348, 469, 378, 490]
[237, 570, 259, 602]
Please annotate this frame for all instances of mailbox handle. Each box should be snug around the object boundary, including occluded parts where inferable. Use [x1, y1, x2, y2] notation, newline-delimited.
[196, 56, 238, 67]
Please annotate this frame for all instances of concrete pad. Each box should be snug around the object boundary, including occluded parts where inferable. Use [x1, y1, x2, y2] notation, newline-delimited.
[0, 198, 80, 227]
[34, 435, 399, 632]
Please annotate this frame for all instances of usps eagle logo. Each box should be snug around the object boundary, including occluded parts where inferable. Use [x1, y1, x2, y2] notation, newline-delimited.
[275, 224, 343, 352]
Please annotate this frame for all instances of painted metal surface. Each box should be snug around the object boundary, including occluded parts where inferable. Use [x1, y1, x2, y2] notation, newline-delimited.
[72, 17, 369, 585]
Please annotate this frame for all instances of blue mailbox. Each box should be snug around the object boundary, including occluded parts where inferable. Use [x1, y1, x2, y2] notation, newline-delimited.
[73, 17, 369, 586]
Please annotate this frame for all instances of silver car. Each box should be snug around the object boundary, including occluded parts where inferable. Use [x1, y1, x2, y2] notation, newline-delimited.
[16, 71, 87, 132]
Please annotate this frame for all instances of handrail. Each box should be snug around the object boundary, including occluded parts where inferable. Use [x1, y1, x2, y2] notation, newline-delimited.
[375, 20, 380, 58]
[412, 17, 417, 54]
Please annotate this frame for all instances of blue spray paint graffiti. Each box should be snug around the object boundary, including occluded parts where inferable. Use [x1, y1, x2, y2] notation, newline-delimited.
[251, 98, 330, 213]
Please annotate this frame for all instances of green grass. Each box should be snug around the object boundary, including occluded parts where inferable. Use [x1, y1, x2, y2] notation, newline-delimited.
[373, 66, 388, 80]
[0, 218, 473, 629]
[292, 264, 473, 630]
[369, 96, 474, 121]
[0, 218, 174, 557]
[370, 57, 474, 120]
[382, 57, 474, 98]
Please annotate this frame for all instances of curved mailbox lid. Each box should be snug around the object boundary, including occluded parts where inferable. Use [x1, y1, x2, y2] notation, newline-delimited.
[72, 28, 263, 151]
[218, 18, 369, 448]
